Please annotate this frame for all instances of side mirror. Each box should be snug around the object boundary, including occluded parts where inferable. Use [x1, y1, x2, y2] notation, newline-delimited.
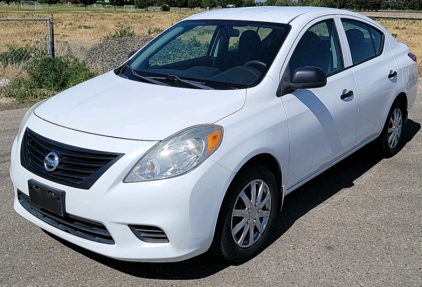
[277, 66, 327, 97]
[127, 50, 137, 59]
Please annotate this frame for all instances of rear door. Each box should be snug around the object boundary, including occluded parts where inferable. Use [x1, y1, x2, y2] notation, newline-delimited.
[340, 18, 399, 145]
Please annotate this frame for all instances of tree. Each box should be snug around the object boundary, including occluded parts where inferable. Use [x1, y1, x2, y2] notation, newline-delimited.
[243, 0, 255, 6]
[264, 0, 276, 5]
[201, 0, 214, 7]
[188, 0, 200, 8]
[80, 0, 97, 10]
[134, 0, 154, 8]
[298, 0, 312, 5]
[109, 0, 125, 11]
[173, 0, 186, 7]
[38, 0, 59, 6]
[274, 0, 295, 5]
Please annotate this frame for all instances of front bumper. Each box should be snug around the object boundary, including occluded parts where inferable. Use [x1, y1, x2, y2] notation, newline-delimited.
[11, 114, 234, 262]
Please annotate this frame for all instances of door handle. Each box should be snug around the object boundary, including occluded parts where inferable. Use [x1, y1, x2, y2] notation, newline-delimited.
[388, 71, 397, 79]
[340, 90, 354, 100]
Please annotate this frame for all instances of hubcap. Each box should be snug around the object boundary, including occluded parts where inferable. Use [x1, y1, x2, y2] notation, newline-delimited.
[387, 108, 402, 149]
[231, 180, 271, 248]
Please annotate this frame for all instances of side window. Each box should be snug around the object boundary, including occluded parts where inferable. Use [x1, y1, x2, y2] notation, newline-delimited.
[342, 19, 384, 65]
[289, 19, 343, 77]
[369, 26, 383, 54]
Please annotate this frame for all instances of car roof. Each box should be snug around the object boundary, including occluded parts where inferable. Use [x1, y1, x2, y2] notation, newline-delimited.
[186, 6, 348, 24]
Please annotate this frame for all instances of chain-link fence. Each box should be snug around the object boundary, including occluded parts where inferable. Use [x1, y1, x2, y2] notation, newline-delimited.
[0, 16, 54, 86]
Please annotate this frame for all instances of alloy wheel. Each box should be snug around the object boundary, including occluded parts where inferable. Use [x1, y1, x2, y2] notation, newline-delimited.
[231, 179, 271, 248]
[387, 107, 402, 149]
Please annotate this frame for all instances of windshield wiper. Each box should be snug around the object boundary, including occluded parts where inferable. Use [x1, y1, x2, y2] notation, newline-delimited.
[126, 65, 170, 87]
[124, 65, 213, 90]
[151, 75, 214, 90]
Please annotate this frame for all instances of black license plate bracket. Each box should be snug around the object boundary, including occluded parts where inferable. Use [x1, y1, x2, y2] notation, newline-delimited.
[28, 179, 66, 217]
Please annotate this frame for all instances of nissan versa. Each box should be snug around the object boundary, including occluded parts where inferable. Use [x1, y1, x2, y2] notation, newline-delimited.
[11, 7, 418, 263]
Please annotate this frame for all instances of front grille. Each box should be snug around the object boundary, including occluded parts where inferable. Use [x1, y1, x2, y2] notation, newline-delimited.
[21, 128, 123, 190]
[129, 225, 169, 243]
[18, 190, 114, 244]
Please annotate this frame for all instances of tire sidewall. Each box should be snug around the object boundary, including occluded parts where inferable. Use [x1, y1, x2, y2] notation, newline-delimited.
[381, 101, 405, 157]
[216, 164, 279, 263]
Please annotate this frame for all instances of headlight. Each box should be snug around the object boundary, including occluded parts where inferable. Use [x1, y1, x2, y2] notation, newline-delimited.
[124, 125, 223, 182]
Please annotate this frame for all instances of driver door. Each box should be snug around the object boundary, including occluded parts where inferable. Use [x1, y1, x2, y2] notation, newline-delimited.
[281, 18, 359, 190]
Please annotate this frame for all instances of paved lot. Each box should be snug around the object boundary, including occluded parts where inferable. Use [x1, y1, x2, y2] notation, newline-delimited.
[1, 88, 421, 286]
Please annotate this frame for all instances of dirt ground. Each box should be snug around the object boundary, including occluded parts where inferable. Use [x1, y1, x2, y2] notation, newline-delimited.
[360, 11, 422, 20]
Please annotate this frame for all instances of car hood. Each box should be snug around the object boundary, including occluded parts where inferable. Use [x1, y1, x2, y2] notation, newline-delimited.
[34, 72, 246, 141]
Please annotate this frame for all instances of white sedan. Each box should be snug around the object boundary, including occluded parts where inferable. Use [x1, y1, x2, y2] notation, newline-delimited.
[11, 7, 418, 263]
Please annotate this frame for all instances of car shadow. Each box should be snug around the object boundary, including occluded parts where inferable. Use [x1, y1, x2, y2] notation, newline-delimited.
[44, 119, 420, 280]
[269, 118, 420, 245]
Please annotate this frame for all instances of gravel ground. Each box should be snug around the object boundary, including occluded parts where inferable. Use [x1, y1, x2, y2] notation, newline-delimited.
[84, 35, 153, 72]
[0, 78, 9, 87]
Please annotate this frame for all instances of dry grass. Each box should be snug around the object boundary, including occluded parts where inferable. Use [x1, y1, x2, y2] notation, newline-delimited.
[377, 19, 421, 72]
[0, 11, 195, 52]
[0, 11, 196, 79]
[0, 64, 24, 81]
[0, 12, 421, 75]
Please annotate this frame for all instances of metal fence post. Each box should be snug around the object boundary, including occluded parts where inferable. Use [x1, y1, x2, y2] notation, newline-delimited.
[49, 14, 55, 58]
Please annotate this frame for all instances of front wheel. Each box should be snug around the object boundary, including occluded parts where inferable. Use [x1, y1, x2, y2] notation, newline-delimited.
[379, 101, 406, 157]
[211, 164, 279, 263]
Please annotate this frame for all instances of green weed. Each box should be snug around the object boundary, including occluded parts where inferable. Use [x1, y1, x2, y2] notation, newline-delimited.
[0, 55, 97, 103]
[104, 26, 135, 39]
[147, 27, 164, 35]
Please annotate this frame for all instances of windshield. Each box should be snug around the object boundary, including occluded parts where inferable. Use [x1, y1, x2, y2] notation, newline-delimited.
[120, 20, 290, 90]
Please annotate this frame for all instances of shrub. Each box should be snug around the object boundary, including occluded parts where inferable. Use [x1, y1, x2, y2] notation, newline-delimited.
[26, 57, 70, 91]
[77, 25, 93, 29]
[147, 27, 164, 35]
[66, 59, 96, 88]
[188, 36, 202, 47]
[27, 56, 97, 90]
[104, 26, 135, 39]
[0, 77, 45, 103]
[0, 56, 97, 103]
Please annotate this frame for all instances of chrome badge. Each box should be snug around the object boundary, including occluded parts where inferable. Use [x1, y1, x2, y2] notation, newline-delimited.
[44, 151, 60, 172]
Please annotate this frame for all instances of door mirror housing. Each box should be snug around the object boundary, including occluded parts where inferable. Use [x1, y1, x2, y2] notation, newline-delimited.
[277, 66, 327, 97]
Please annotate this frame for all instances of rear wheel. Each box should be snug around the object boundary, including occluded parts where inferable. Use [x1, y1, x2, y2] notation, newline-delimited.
[379, 101, 406, 157]
[212, 164, 279, 263]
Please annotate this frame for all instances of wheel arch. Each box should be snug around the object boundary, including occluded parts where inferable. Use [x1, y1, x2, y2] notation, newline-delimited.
[210, 153, 284, 261]
[394, 92, 408, 122]
[225, 153, 284, 213]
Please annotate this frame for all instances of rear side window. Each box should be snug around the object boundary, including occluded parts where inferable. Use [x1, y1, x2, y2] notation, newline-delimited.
[342, 19, 384, 65]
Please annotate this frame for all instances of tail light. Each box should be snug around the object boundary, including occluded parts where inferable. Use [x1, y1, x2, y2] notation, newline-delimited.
[408, 52, 417, 62]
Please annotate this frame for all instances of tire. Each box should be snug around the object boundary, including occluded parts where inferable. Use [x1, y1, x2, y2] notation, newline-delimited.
[379, 101, 406, 158]
[211, 164, 279, 264]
